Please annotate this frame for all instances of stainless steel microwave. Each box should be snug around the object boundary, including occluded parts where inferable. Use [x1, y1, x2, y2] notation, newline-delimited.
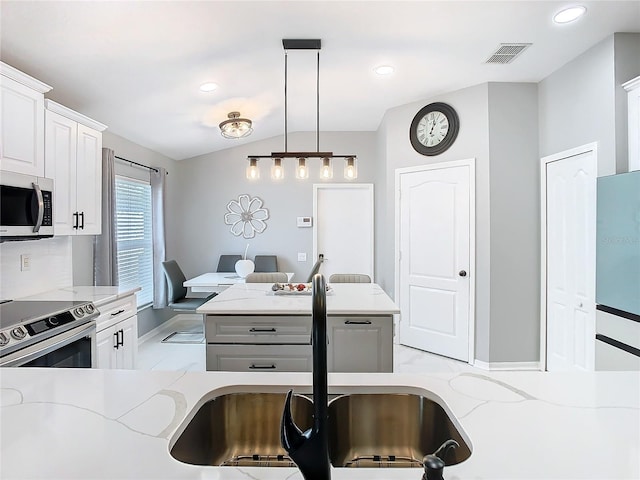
[0, 170, 54, 242]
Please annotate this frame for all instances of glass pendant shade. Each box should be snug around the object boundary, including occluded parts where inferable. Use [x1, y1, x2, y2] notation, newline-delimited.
[246, 158, 259, 180]
[296, 158, 309, 179]
[220, 111, 253, 139]
[271, 158, 284, 180]
[344, 157, 358, 180]
[320, 157, 333, 179]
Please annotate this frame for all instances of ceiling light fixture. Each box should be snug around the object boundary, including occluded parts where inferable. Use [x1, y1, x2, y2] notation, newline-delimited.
[200, 82, 218, 92]
[553, 5, 586, 23]
[374, 65, 394, 75]
[220, 111, 253, 139]
[247, 39, 357, 180]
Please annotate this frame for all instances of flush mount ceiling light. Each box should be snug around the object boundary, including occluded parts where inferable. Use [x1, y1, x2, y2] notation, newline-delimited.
[219, 111, 253, 139]
[247, 39, 357, 180]
[553, 5, 586, 23]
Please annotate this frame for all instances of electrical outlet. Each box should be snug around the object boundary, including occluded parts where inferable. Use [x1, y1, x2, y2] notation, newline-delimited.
[298, 252, 307, 262]
[20, 254, 31, 272]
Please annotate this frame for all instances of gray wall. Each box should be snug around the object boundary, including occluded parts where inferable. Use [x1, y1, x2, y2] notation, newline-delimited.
[487, 83, 539, 362]
[614, 33, 640, 173]
[172, 131, 379, 282]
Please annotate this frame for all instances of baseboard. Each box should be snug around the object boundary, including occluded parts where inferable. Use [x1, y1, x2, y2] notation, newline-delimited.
[473, 359, 541, 371]
[138, 313, 201, 345]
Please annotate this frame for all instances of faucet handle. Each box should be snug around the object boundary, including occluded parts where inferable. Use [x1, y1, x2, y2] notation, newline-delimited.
[280, 390, 305, 452]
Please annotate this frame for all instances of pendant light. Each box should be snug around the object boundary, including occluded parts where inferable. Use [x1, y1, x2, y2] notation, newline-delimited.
[247, 39, 357, 180]
[246, 158, 259, 180]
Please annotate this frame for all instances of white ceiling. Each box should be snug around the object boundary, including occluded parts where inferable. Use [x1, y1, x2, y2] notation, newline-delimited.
[1, 1, 639, 160]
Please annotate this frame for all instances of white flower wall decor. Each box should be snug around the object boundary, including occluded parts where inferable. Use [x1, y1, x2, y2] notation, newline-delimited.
[224, 194, 270, 239]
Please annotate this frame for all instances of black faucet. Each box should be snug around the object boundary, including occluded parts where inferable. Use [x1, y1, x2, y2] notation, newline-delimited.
[280, 273, 331, 480]
[422, 439, 459, 480]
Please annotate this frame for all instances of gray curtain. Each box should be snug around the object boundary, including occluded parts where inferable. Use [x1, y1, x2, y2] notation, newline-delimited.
[93, 148, 118, 286]
[151, 167, 167, 308]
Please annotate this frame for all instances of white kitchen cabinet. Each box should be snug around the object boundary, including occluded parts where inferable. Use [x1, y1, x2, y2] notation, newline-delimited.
[44, 100, 106, 235]
[95, 294, 138, 369]
[623, 76, 640, 172]
[0, 62, 52, 176]
[327, 316, 393, 372]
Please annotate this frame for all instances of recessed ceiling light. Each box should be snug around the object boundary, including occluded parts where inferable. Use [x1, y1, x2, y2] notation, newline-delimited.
[199, 82, 218, 92]
[553, 6, 586, 24]
[374, 65, 394, 75]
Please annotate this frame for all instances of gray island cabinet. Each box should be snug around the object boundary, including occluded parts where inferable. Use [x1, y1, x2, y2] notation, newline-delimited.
[199, 283, 399, 372]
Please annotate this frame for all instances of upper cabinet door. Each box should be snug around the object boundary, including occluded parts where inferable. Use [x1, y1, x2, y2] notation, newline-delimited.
[45, 110, 77, 235]
[0, 76, 46, 176]
[76, 123, 102, 235]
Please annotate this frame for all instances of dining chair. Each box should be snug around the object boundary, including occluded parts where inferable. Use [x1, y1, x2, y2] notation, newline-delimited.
[162, 260, 217, 310]
[245, 272, 288, 283]
[328, 273, 371, 283]
[217, 254, 242, 272]
[254, 255, 278, 272]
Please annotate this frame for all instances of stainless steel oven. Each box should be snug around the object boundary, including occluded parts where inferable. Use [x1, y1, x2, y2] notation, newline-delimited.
[0, 300, 98, 367]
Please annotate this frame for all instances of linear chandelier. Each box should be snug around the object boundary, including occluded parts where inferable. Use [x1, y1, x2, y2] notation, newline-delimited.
[246, 39, 357, 181]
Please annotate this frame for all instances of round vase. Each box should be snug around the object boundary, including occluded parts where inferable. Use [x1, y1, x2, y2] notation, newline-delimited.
[235, 259, 255, 278]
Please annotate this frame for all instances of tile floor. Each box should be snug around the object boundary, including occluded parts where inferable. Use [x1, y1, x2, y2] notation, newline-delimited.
[137, 315, 478, 373]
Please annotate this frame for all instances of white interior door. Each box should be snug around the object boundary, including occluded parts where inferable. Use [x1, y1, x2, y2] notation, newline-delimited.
[396, 160, 474, 362]
[313, 184, 374, 281]
[544, 146, 597, 371]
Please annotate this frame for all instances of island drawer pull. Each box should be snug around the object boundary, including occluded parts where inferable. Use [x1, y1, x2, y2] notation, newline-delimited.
[249, 327, 277, 333]
[344, 320, 372, 325]
[249, 364, 277, 370]
[111, 309, 125, 316]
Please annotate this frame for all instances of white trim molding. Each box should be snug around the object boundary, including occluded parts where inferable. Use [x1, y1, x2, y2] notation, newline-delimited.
[0, 61, 52, 93]
[45, 99, 107, 131]
[474, 360, 541, 371]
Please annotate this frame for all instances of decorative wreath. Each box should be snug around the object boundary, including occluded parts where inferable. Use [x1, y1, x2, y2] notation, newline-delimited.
[224, 194, 269, 239]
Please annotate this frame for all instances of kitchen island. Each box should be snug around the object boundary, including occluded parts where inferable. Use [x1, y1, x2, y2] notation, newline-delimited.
[198, 282, 400, 372]
[0, 368, 638, 479]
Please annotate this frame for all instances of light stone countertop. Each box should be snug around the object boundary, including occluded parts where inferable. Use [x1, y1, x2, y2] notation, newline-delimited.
[198, 283, 400, 316]
[19, 285, 141, 308]
[0, 368, 638, 479]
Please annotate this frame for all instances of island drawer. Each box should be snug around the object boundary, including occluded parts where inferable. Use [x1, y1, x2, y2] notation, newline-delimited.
[205, 315, 311, 344]
[206, 345, 312, 371]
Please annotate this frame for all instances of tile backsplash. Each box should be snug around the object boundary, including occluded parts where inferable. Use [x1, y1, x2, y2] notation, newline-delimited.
[0, 236, 72, 300]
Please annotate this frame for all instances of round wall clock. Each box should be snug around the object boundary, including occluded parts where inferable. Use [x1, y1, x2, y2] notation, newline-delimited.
[409, 102, 459, 156]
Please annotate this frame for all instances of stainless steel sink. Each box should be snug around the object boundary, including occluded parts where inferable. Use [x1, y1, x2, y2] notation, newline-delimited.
[170, 392, 313, 467]
[170, 390, 471, 468]
[327, 393, 471, 468]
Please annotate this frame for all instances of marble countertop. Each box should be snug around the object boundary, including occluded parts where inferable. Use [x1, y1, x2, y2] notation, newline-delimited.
[198, 283, 401, 316]
[0, 368, 638, 479]
[19, 285, 141, 308]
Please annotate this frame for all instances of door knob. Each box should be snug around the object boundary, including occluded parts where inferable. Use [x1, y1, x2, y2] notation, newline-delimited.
[459, 270, 467, 277]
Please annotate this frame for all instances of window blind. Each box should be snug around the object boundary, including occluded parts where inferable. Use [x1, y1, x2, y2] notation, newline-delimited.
[115, 176, 153, 307]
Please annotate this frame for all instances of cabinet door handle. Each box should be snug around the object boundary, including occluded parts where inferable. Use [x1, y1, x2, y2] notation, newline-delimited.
[113, 331, 119, 349]
[111, 309, 125, 317]
[249, 327, 277, 333]
[345, 320, 372, 325]
[73, 212, 79, 229]
[117, 329, 124, 347]
[249, 364, 276, 370]
[79, 212, 85, 229]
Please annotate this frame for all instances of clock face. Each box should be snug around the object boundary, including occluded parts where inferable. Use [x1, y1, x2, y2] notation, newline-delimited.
[416, 111, 450, 147]
[409, 102, 459, 156]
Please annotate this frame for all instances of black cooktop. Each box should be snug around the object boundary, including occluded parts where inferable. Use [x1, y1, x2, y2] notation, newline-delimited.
[0, 300, 91, 329]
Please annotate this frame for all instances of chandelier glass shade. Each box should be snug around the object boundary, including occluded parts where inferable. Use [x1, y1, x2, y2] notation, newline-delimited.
[220, 111, 253, 139]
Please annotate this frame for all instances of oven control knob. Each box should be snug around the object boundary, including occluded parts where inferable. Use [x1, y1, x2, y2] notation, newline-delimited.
[84, 304, 95, 314]
[74, 307, 85, 318]
[47, 316, 60, 327]
[0, 332, 9, 346]
[10, 327, 27, 340]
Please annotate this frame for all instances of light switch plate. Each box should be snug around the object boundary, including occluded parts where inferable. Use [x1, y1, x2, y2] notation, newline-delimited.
[20, 254, 31, 271]
[297, 216, 312, 227]
[298, 253, 307, 262]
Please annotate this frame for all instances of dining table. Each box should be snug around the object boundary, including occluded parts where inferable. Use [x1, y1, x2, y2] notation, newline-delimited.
[183, 272, 295, 293]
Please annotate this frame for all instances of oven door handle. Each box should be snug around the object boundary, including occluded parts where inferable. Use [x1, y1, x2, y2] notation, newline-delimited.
[0, 322, 96, 367]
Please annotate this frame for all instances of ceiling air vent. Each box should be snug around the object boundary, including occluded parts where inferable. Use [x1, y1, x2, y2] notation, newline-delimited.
[485, 43, 532, 64]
